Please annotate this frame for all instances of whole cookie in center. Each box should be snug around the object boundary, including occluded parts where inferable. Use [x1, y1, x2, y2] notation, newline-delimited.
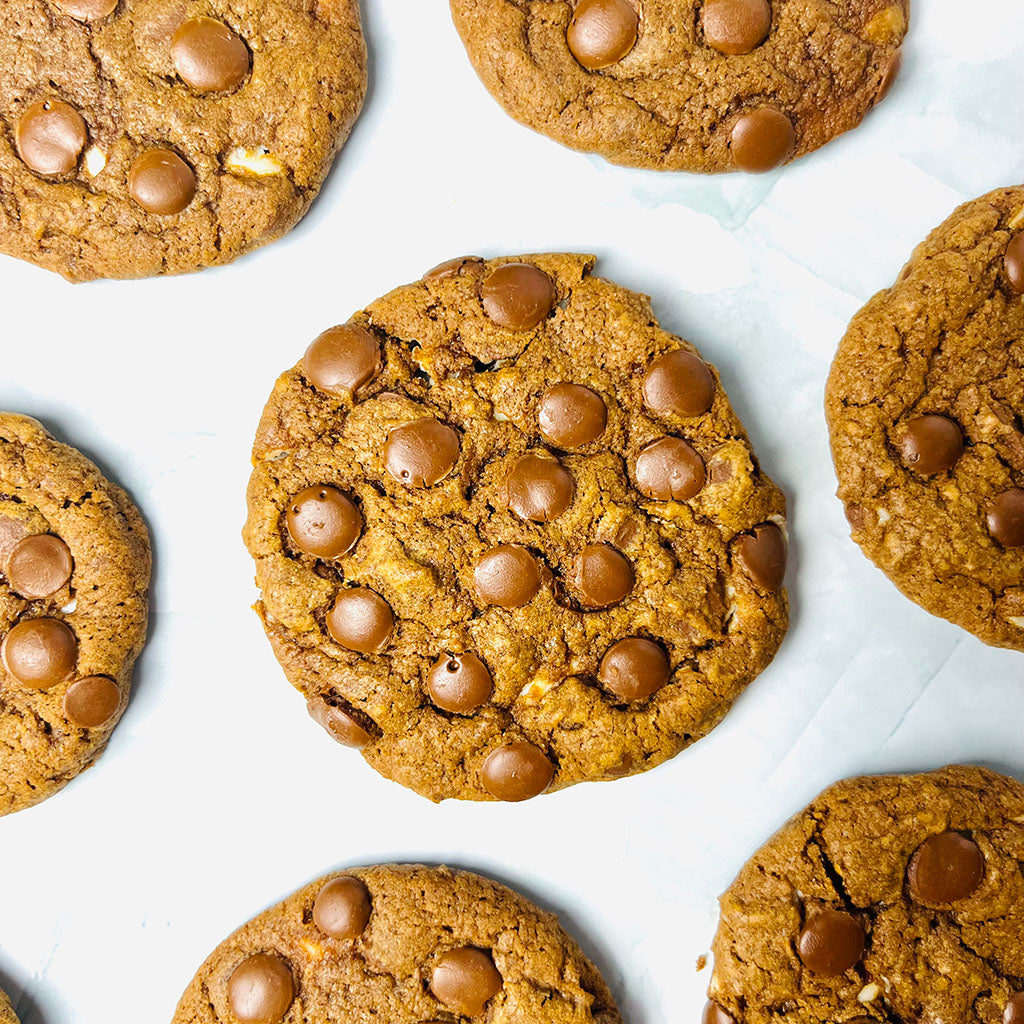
[243, 253, 788, 802]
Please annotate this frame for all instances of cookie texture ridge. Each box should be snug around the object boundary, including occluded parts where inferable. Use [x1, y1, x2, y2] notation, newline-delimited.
[0, 0, 366, 281]
[826, 186, 1024, 651]
[172, 864, 621, 1024]
[243, 253, 788, 802]
[449, 0, 907, 173]
[0, 413, 150, 815]
[705, 765, 1024, 1024]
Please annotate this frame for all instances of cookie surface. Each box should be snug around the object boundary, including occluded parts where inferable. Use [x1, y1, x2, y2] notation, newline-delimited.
[826, 187, 1024, 650]
[172, 864, 621, 1024]
[0, 990, 17, 1024]
[0, 0, 366, 281]
[449, 0, 906, 173]
[243, 253, 787, 802]
[0, 413, 150, 815]
[705, 765, 1024, 1024]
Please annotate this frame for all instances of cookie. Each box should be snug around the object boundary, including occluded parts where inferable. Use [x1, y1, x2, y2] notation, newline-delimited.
[172, 863, 621, 1024]
[826, 187, 1024, 650]
[449, 0, 907, 173]
[704, 765, 1024, 1024]
[0, 413, 150, 815]
[0, 0, 366, 281]
[243, 253, 788, 802]
[0, 990, 17, 1024]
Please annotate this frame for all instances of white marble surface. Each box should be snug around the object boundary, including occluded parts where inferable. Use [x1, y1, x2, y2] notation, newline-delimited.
[1, 2, 1023, 1022]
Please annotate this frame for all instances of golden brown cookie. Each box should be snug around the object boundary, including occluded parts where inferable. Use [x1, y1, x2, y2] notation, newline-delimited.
[0, 0, 366, 280]
[172, 864, 621, 1024]
[0, 989, 17, 1024]
[243, 253, 788, 802]
[449, 0, 907, 173]
[826, 186, 1024, 651]
[0, 413, 150, 815]
[704, 765, 1024, 1024]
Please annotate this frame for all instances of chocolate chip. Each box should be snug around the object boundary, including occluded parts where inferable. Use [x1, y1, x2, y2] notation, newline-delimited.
[702, 0, 771, 54]
[481, 741, 554, 801]
[1, 618, 77, 689]
[505, 453, 574, 522]
[385, 418, 460, 487]
[427, 653, 493, 713]
[598, 637, 670, 701]
[734, 523, 786, 591]
[1004, 993, 1024, 1024]
[53, 0, 116, 18]
[326, 588, 394, 654]
[907, 831, 984, 905]
[306, 698, 372, 748]
[430, 947, 503, 1016]
[227, 953, 295, 1024]
[898, 415, 963, 474]
[171, 17, 250, 93]
[702, 1001, 736, 1024]
[16, 99, 87, 176]
[474, 545, 541, 608]
[128, 148, 196, 215]
[303, 324, 381, 396]
[6, 534, 73, 598]
[797, 909, 865, 975]
[537, 382, 607, 448]
[874, 49, 902, 104]
[987, 489, 1024, 547]
[286, 486, 361, 559]
[64, 676, 120, 728]
[634, 437, 706, 500]
[424, 256, 484, 281]
[642, 350, 715, 418]
[566, 0, 639, 70]
[481, 263, 555, 331]
[730, 108, 796, 172]
[1005, 234, 1024, 294]
[574, 543, 634, 608]
[312, 875, 372, 940]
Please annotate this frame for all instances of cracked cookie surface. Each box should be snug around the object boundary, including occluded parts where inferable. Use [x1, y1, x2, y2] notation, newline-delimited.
[705, 765, 1024, 1024]
[243, 252, 788, 802]
[826, 187, 1024, 651]
[0, 413, 150, 815]
[449, 0, 907, 173]
[172, 864, 621, 1024]
[0, 0, 366, 281]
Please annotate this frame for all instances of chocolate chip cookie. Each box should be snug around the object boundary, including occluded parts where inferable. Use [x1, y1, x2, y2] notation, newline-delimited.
[0, 989, 17, 1024]
[0, 0, 366, 281]
[449, 0, 906, 173]
[172, 864, 621, 1024]
[243, 253, 788, 802]
[0, 413, 151, 815]
[826, 187, 1024, 651]
[704, 765, 1024, 1024]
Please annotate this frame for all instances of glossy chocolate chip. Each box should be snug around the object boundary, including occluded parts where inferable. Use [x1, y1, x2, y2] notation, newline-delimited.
[874, 49, 902, 104]
[16, 100, 87, 176]
[326, 588, 394, 654]
[128, 149, 196, 215]
[54, 0, 117, 18]
[64, 676, 120, 728]
[702, 0, 771, 54]
[538, 382, 607, 448]
[898, 415, 963, 475]
[730, 108, 796, 172]
[474, 545, 541, 608]
[424, 256, 483, 281]
[1005, 234, 1024, 294]
[987, 489, 1024, 547]
[481, 264, 555, 331]
[430, 947, 503, 1016]
[598, 637, 670, 701]
[734, 523, 786, 591]
[1, 618, 77, 689]
[702, 1002, 735, 1024]
[427, 653, 493, 713]
[566, 0, 639, 70]
[171, 17, 250, 93]
[505, 453, 574, 522]
[6, 534, 73, 598]
[286, 486, 361, 559]
[227, 953, 295, 1024]
[1004, 993, 1024, 1024]
[306, 698, 372, 748]
[313, 876, 372, 940]
[908, 831, 984, 905]
[481, 742, 554, 801]
[574, 544, 634, 608]
[643, 350, 715, 418]
[635, 437, 706, 500]
[303, 324, 381, 396]
[797, 909, 865, 975]
[385, 418, 460, 487]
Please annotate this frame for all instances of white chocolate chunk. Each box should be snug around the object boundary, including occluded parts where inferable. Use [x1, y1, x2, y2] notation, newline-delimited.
[225, 146, 285, 177]
[83, 146, 106, 177]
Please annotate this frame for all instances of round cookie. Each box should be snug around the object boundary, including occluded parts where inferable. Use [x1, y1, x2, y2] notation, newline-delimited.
[0, 990, 17, 1024]
[0, 413, 150, 815]
[449, 0, 907, 173]
[704, 765, 1024, 1024]
[171, 864, 622, 1024]
[0, 0, 366, 281]
[243, 253, 788, 802]
[826, 186, 1024, 650]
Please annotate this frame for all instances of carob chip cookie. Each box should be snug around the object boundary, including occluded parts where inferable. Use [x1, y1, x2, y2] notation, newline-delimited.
[449, 0, 907, 172]
[826, 186, 1024, 650]
[171, 864, 621, 1024]
[243, 253, 787, 801]
[0, 0, 366, 280]
[0, 413, 150, 815]
[704, 765, 1024, 1024]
